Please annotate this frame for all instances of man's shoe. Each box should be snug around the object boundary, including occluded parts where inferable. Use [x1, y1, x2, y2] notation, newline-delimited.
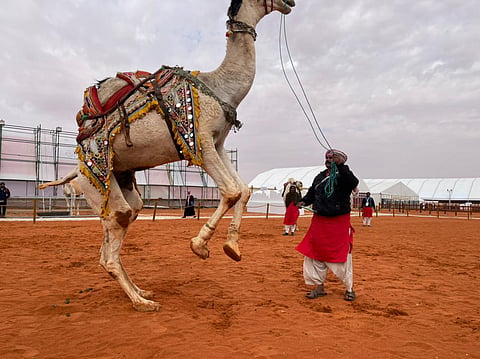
[344, 290, 356, 301]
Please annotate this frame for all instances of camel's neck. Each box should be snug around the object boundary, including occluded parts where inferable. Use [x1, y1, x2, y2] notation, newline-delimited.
[198, 21, 259, 108]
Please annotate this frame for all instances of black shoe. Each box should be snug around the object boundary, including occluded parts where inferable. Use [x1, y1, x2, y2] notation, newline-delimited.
[291, 232, 294, 236]
[344, 290, 356, 301]
[306, 287, 327, 299]
[282, 232, 289, 236]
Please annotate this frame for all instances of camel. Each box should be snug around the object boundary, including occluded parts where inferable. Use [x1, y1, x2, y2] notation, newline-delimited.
[63, 178, 83, 215]
[39, 0, 296, 311]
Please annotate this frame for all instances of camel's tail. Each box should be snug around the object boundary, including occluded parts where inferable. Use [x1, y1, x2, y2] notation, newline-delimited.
[38, 166, 79, 190]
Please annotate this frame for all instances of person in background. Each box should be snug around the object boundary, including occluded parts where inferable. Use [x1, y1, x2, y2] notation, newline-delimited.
[182, 191, 196, 218]
[361, 192, 375, 226]
[282, 177, 296, 201]
[0, 182, 11, 217]
[296, 149, 359, 301]
[283, 183, 302, 236]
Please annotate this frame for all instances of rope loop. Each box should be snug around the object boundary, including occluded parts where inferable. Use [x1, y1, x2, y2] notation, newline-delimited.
[324, 162, 337, 198]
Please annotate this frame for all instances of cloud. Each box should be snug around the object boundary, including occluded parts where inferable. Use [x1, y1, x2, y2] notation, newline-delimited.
[1, 0, 479, 182]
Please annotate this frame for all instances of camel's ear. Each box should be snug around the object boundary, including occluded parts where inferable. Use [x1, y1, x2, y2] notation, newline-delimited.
[228, 0, 242, 18]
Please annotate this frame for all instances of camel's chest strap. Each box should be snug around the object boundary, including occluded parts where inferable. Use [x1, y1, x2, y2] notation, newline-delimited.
[152, 80, 186, 161]
[179, 70, 242, 131]
[150, 67, 243, 161]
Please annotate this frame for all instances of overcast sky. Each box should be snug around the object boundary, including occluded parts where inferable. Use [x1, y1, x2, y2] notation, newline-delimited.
[1, 0, 479, 182]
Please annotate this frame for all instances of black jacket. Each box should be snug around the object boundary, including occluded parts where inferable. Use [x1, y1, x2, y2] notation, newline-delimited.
[361, 196, 375, 209]
[0, 187, 10, 201]
[301, 164, 359, 217]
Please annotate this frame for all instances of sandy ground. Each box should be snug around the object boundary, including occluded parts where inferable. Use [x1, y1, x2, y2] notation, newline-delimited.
[0, 210, 479, 359]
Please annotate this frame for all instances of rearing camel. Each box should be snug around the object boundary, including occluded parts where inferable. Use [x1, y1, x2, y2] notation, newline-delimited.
[39, 0, 296, 311]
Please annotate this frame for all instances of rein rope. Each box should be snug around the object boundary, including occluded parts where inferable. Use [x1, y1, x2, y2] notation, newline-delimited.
[277, 12, 339, 198]
[277, 14, 332, 152]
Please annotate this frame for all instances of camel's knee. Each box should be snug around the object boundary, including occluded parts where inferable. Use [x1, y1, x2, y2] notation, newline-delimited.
[114, 209, 133, 228]
[242, 186, 251, 202]
[223, 187, 242, 208]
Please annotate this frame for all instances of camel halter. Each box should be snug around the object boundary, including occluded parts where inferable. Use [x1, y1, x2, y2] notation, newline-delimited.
[264, 0, 274, 14]
[226, 0, 280, 41]
[226, 19, 257, 41]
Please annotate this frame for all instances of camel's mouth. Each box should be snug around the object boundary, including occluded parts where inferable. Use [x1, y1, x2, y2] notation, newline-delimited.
[280, 0, 296, 14]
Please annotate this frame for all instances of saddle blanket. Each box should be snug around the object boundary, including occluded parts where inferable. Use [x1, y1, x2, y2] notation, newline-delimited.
[75, 67, 202, 217]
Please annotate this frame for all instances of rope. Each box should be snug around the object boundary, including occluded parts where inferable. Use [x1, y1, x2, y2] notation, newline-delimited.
[323, 162, 337, 198]
[278, 14, 332, 151]
[278, 14, 338, 198]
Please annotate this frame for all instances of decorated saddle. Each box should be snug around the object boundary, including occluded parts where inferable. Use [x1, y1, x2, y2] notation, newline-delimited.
[75, 66, 238, 217]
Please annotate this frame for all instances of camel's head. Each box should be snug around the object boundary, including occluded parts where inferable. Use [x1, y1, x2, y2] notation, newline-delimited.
[228, 0, 296, 19]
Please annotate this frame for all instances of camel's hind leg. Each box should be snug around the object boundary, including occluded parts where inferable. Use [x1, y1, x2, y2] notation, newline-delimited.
[114, 174, 155, 300]
[190, 141, 243, 261]
[79, 172, 159, 312]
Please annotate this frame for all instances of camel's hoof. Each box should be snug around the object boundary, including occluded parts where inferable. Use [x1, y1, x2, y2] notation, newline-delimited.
[133, 300, 161, 312]
[138, 290, 156, 300]
[190, 237, 210, 260]
[223, 241, 241, 262]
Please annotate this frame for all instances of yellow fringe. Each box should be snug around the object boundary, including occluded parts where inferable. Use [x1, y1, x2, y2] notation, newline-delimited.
[75, 82, 201, 218]
[191, 85, 203, 164]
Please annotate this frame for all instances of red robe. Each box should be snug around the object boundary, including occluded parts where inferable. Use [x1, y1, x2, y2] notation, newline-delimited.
[296, 213, 353, 262]
[283, 202, 300, 225]
[362, 207, 373, 217]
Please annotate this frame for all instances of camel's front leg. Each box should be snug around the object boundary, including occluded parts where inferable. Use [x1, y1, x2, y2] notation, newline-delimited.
[190, 144, 242, 260]
[218, 148, 251, 261]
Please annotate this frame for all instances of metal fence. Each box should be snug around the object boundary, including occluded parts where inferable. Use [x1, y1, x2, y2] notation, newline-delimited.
[0, 123, 237, 217]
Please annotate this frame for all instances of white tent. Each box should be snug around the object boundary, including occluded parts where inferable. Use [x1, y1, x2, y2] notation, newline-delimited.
[364, 178, 480, 202]
[247, 166, 369, 214]
[363, 179, 419, 205]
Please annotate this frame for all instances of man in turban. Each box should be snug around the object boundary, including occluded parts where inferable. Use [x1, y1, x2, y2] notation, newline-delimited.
[296, 149, 359, 301]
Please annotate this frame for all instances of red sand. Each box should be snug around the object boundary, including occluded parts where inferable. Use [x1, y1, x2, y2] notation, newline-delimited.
[0, 212, 479, 358]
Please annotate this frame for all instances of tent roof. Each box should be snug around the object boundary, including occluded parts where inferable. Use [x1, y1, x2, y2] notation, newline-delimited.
[365, 178, 480, 201]
[364, 180, 418, 198]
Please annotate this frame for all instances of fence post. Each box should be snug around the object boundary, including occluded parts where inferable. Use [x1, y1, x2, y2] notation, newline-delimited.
[197, 205, 200, 220]
[266, 203, 270, 219]
[152, 200, 157, 221]
[33, 199, 37, 224]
